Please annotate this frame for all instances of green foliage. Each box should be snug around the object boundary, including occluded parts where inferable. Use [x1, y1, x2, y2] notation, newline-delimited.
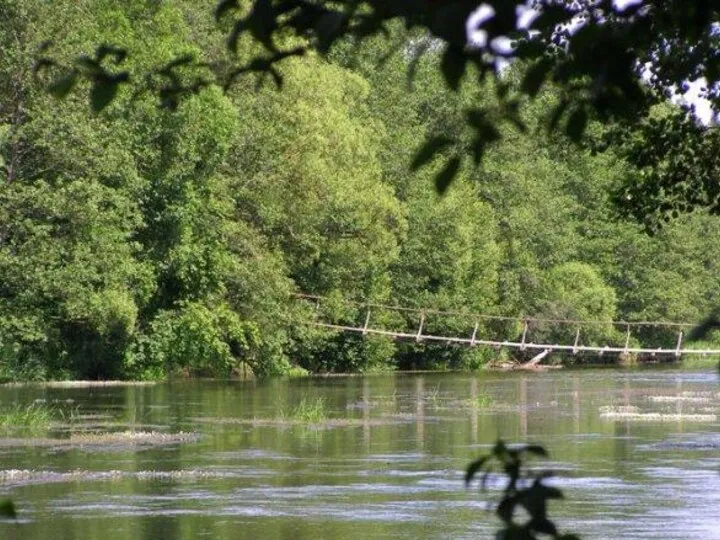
[125, 302, 259, 378]
[0, 403, 53, 433]
[606, 106, 720, 231]
[38, 0, 720, 202]
[280, 397, 328, 423]
[294, 331, 395, 374]
[533, 263, 618, 345]
[2, 1, 720, 380]
[0, 499, 16, 520]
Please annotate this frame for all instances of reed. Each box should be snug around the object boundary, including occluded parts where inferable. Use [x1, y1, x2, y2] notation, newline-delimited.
[0, 403, 54, 433]
[280, 397, 328, 423]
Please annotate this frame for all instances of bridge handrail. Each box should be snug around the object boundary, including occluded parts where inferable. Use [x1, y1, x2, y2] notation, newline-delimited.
[293, 293, 696, 329]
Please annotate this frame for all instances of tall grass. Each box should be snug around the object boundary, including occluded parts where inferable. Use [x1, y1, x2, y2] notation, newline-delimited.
[0, 403, 54, 433]
[460, 394, 493, 409]
[280, 397, 328, 423]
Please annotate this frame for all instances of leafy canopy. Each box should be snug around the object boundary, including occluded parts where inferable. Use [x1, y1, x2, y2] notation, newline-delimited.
[35, 1, 720, 220]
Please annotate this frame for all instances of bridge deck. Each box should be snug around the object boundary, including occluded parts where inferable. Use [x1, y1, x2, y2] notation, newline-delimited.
[313, 322, 720, 356]
[296, 294, 720, 358]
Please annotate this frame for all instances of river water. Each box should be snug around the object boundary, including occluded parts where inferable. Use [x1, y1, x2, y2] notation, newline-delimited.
[1, 369, 720, 539]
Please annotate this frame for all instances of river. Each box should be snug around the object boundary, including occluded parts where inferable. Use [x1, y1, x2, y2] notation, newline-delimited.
[1, 369, 720, 539]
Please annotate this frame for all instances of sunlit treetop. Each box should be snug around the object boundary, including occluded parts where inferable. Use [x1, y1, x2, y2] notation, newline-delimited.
[36, 0, 720, 221]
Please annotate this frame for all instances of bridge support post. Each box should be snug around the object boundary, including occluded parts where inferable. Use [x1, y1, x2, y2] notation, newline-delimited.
[520, 320, 528, 351]
[573, 328, 580, 355]
[362, 309, 371, 335]
[416, 311, 425, 342]
[470, 323, 478, 346]
[623, 324, 631, 355]
[675, 331, 683, 357]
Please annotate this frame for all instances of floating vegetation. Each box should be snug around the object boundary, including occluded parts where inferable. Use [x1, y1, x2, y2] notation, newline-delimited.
[460, 394, 493, 409]
[644, 433, 720, 451]
[0, 381, 156, 388]
[423, 386, 443, 407]
[647, 396, 712, 403]
[599, 405, 716, 422]
[68, 431, 198, 445]
[0, 468, 230, 486]
[0, 431, 199, 449]
[194, 415, 404, 429]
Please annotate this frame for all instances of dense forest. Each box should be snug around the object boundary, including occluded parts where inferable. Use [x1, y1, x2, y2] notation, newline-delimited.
[1, 0, 720, 381]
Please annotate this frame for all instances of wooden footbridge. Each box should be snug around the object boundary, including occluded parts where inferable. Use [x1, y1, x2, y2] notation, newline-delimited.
[295, 294, 720, 359]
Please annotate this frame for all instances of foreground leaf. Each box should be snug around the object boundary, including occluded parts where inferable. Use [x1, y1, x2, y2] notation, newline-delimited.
[0, 499, 16, 519]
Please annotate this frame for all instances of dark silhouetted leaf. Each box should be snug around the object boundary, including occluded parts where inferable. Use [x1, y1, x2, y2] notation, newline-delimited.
[688, 308, 720, 340]
[411, 136, 454, 171]
[227, 19, 248, 52]
[524, 445, 547, 457]
[533, 4, 573, 30]
[435, 156, 461, 194]
[492, 440, 508, 459]
[465, 456, 487, 486]
[33, 58, 55, 73]
[522, 59, 552, 97]
[215, 0, 239, 21]
[543, 486, 563, 499]
[497, 495, 516, 523]
[162, 55, 195, 72]
[467, 108, 501, 164]
[498, 525, 532, 540]
[472, 138, 487, 165]
[91, 79, 120, 112]
[549, 99, 569, 131]
[96, 44, 127, 64]
[566, 107, 587, 142]
[441, 46, 467, 91]
[250, 0, 278, 52]
[38, 40, 53, 53]
[530, 517, 558, 536]
[466, 108, 488, 128]
[316, 11, 346, 54]
[0, 499, 16, 519]
[76, 55, 101, 75]
[48, 71, 78, 99]
[269, 67, 283, 87]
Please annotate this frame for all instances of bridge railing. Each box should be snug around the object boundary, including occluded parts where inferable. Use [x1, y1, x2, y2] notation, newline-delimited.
[292, 293, 718, 358]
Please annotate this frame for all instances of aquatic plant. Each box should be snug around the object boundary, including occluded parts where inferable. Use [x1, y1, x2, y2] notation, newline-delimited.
[424, 385, 443, 407]
[0, 403, 54, 433]
[464, 394, 493, 409]
[466, 441, 579, 540]
[281, 397, 329, 423]
[599, 405, 716, 422]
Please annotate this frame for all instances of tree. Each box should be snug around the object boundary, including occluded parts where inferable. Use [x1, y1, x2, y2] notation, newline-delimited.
[4, 0, 720, 381]
[34, 1, 720, 225]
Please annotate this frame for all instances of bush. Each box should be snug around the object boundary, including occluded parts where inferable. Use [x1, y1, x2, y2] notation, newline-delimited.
[124, 301, 259, 378]
[533, 262, 619, 346]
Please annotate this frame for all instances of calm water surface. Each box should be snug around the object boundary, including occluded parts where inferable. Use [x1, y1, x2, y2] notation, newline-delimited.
[1, 369, 720, 539]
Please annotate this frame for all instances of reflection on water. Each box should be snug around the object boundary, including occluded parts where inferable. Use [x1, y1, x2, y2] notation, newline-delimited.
[0, 369, 719, 539]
